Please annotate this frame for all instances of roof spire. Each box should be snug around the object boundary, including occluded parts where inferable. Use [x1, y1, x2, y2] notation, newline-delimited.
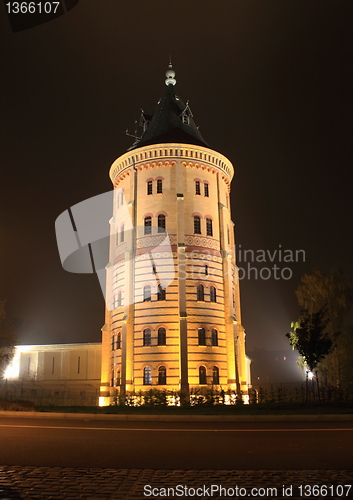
[165, 60, 176, 86]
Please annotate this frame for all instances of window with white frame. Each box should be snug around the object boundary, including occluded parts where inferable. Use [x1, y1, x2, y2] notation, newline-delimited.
[144, 366, 152, 385]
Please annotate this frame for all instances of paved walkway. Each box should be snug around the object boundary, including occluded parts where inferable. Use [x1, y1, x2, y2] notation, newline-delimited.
[1, 467, 352, 499]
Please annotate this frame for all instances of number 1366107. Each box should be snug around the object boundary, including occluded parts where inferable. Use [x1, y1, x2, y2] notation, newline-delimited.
[298, 484, 351, 497]
[6, 2, 60, 14]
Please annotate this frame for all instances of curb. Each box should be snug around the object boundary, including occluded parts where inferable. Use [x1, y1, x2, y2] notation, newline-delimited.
[0, 411, 353, 421]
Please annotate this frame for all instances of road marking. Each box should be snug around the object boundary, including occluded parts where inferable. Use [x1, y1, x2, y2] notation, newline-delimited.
[0, 425, 352, 432]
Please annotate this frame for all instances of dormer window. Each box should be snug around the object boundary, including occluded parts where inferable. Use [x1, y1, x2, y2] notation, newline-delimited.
[182, 113, 190, 125]
[180, 101, 193, 126]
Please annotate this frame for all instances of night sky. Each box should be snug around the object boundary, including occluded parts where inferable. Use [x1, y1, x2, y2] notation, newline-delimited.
[1, 1, 352, 355]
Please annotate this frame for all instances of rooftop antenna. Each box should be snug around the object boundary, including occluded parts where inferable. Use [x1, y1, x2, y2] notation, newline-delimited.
[125, 120, 141, 141]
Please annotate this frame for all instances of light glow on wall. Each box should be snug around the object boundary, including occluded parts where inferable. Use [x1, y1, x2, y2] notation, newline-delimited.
[3, 349, 21, 379]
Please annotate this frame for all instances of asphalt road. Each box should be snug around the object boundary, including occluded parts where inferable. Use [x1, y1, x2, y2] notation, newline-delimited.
[0, 417, 352, 470]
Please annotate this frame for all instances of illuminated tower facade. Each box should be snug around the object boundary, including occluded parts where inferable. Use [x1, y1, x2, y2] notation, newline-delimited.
[100, 66, 247, 405]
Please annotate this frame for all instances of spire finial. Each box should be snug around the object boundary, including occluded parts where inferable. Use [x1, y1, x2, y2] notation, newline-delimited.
[165, 59, 176, 86]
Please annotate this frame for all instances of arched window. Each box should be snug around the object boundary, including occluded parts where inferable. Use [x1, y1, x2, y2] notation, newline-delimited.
[144, 216, 152, 235]
[211, 328, 218, 346]
[117, 370, 121, 386]
[143, 285, 151, 302]
[143, 328, 151, 346]
[227, 227, 230, 245]
[199, 366, 207, 385]
[111, 335, 115, 351]
[147, 180, 153, 195]
[157, 179, 163, 194]
[197, 284, 204, 301]
[198, 327, 206, 346]
[194, 215, 201, 234]
[195, 180, 201, 195]
[204, 183, 209, 197]
[158, 366, 166, 385]
[158, 327, 166, 345]
[157, 284, 166, 301]
[144, 366, 152, 385]
[206, 218, 213, 236]
[116, 332, 121, 350]
[210, 286, 217, 303]
[213, 366, 220, 385]
[120, 224, 124, 243]
[158, 214, 166, 233]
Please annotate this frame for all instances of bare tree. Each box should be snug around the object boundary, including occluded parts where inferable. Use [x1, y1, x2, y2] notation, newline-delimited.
[0, 300, 16, 378]
[294, 269, 353, 388]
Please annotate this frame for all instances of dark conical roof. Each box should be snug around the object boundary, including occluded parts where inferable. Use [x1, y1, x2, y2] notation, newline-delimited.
[128, 76, 209, 151]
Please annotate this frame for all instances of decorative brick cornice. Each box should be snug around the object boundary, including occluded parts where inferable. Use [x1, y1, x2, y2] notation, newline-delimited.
[109, 143, 234, 187]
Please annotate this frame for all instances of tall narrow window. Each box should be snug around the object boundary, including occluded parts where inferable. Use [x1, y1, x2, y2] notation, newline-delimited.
[227, 228, 230, 245]
[204, 265, 208, 276]
[157, 179, 163, 194]
[144, 216, 152, 235]
[195, 180, 201, 195]
[210, 286, 217, 303]
[197, 284, 204, 301]
[147, 180, 153, 195]
[120, 190, 124, 205]
[120, 224, 124, 243]
[116, 332, 121, 350]
[158, 327, 166, 345]
[194, 215, 201, 234]
[199, 366, 206, 385]
[204, 183, 209, 197]
[111, 335, 115, 351]
[206, 218, 213, 236]
[143, 285, 151, 302]
[211, 328, 218, 346]
[213, 366, 220, 385]
[157, 284, 166, 301]
[52, 357, 55, 374]
[158, 214, 166, 233]
[198, 327, 206, 346]
[158, 366, 166, 385]
[117, 370, 121, 386]
[77, 356, 80, 374]
[144, 366, 152, 385]
[117, 291, 122, 307]
[143, 328, 151, 346]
